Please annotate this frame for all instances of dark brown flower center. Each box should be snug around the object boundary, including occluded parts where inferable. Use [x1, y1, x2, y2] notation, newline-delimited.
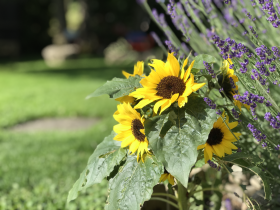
[156, 76, 186, 99]
[217, 74, 234, 101]
[131, 119, 145, 142]
[207, 128, 224, 146]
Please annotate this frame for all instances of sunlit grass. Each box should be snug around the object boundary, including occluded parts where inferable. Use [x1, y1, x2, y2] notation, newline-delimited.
[0, 57, 132, 209]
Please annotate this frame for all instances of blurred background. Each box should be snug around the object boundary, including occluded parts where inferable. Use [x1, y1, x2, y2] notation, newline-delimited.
[0, 0, 166, 209]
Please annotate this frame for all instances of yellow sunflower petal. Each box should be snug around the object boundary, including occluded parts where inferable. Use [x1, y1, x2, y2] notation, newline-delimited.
[228, 58, 233, 65]
[134, 61, 144, 75]
[140, 141, 149, 162]
[113, 124, 131, 133]
[224, 141, 238, 149]
[227, 121, 238, 129]
[223, 146, 232, 155]
[168, 174, 175, 185]
[171, 93, 179, 103]
[186, 73, 194, 86]
[213, 117, 223, 128]
[121, 135, 135, 147]
[149, 59, 166, 78]
[129, 140, 140, 154]
[159, 100, 171, 115]
[178, 96, 188, 108]
[184, 60, 195, 82]
[222, 130, 235, 140]
[141, 70, 161, 85]
[181, 87, 192, 97]
[212, 144, 223, 157]
[141, 78, 157, 88]
[118, 103, 137, 119]
[234, 100, 242, 111]
[122, 70, 132, 79]
[113, 115, 132, 126]
[137, 143, 143, 162]
[204, 148, 210, 163]
[122, 103, 141, 119]
[115, 95, 135, 104]
[205, 144, 213, 161]
[182, 58, 188, 70]
[197, 144, 206, 150]
[114, 130, 132, 141]
[154, 99, 168, 114]
[215, 144, 225, 157]
[159, 174, 168, 182]
[134, 99, 154, 109]
[191, 82, 206, 92]
[167, 52, 180, 76]
[233, 132, 241, 140]
[243, 104, 250, 110]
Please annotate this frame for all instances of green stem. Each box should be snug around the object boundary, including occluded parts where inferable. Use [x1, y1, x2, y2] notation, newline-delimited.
[177, 181, 190, 210]
[152, 193, 178, 201]
[149, 197, 179, 209]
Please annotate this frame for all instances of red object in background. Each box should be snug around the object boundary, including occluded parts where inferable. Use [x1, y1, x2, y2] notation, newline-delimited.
[126, 32, 155, 52]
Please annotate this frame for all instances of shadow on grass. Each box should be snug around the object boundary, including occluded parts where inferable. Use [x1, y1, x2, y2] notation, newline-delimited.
[25, 66, 127, 80]
[0, 56, 136, 80]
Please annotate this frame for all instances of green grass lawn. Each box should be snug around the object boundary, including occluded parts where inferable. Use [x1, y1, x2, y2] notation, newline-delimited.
[0, 57, 133, 209]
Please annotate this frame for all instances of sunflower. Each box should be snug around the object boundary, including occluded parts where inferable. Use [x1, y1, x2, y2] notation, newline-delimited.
[115, 61, 144, 104]
[129, 53, 206, 114]
[159, 168, 175, 185]
[113, 102, 149, 162]
[218, 59, 250, 111]
[197, 112, 241, 163]
[122, 61, 144, 79]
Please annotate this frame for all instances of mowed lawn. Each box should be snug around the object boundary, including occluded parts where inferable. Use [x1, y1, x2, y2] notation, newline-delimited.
[0, 57, 133, 209]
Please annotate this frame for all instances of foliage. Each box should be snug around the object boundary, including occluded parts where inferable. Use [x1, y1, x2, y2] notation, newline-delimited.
[68, 50, 279, 210]
[133, 0, 280, 208]
[0, 57, 131, 209]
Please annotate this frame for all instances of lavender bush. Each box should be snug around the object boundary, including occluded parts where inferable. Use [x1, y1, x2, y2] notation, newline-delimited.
[67, 1, 280, 209]
[137, 0, 280, 209]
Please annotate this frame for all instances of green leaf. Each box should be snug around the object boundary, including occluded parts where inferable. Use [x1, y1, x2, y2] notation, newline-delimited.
[192, 54, 218, 70]
[224, 164, 233, 173]
[86, 75, 142, 99]
[249, 166, 272, 200]
[223, 152, 262, 164]
[223, 155, 271, 200]
[145, 113, 170, 142]
[67, 132, 127, 203]
[208, 89, 226, 106]
[105, 155, 164, 210]
[149, 96, 217, 188]
[189, 185, 204, 210]
[195, 159, 205, 168]
[240, 184, 247, 191]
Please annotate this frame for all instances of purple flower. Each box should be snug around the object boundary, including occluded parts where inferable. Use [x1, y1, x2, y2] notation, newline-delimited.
[203, 61, 216, 78]
[224, 199, 232, 210]
[248, 123, 266, 142]
[232, 108, 239, 119]
[151, 32, 163, 47]
[207, 160, 220, 170]
[276, 113, 280, 121]
[266, 100, 272, 107]
[249, 25, 258, 38]
[265, 112, 280, 129]
[204, 97, 216, 109]
[216, 110, 222, 115]
[165, 40, 178, 55]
